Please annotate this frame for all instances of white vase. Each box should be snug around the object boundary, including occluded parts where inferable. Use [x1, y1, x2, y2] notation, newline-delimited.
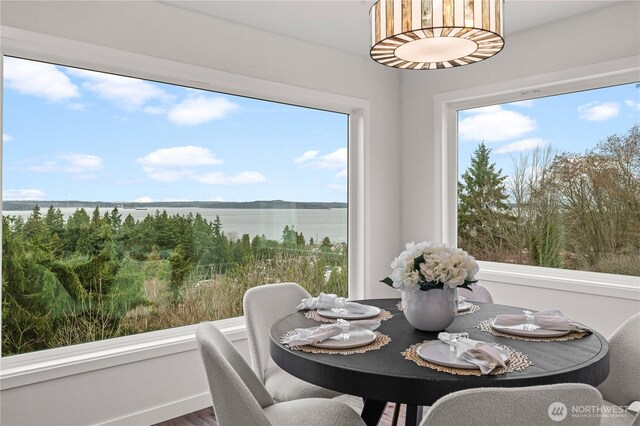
[401, 286, 458, 331]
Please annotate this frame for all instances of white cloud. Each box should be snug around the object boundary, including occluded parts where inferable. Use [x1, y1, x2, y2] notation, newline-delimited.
[60, 153, 103, 172]
[495, 138, 547, 154]
[137, 146, 222, 168]
[4, 57, 80, 102]
[67, 68, 170, 110]
[294, 150, 320, 164]
[3, 133, 13, 142]
[327, 183, 347, 192]
[209, 197, 225, 202]
[66, 103, 86, 111]
[317, 148, 347, 169]
[335, 168, 347, 178]
[3, 189, 46, 200]
[296, 148, 347, 170]
[168, 96, 239, 125]
[140, 167, 195, 183]
[625, 99, 640, 112]
[143, 106, 167, 115]
[578, 101, 620, 122]
[459, 106, 536, 142]
[509, 100, 535, 108]
[193, 171, 266, 185]
[138, 146, 262, 185]
[133, 197, 153, 203]
[29, 153, 103, 174]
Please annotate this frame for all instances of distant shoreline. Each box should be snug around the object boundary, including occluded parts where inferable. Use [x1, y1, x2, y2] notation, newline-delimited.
[2, 200, 348, 211]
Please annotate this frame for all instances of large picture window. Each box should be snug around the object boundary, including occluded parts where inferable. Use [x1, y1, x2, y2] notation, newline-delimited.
[457, 82, 639, 277]
[1, 56, 349, 356]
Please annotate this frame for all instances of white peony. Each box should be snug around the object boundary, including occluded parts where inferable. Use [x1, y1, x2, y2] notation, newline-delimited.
[383, 241, 479, 291]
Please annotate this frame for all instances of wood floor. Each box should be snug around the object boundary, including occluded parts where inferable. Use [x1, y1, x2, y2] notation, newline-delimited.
[154, 402, 408, 426]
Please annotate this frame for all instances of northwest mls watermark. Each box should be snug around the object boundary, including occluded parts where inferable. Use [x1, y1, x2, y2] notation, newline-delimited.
[548, 402, 632, 422]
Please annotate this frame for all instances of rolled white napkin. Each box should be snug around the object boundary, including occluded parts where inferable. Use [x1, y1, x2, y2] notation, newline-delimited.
[296, 293, 369, 314]
[438, 332, 508, 374]
[493, 309, 588, 332]
[284, 320, 380, 346]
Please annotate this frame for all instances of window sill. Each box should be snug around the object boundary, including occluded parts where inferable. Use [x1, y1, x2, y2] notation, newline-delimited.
[0, 316, 247, 391]
[477, 261, 640, 301]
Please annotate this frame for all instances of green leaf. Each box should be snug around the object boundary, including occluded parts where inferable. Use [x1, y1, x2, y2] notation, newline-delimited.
[380, 277, 394, 287]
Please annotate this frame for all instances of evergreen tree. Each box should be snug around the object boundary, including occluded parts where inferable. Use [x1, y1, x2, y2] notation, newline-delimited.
[65, 208, 91, 254]
[44, 206, 65, 239]
[282, 225, 297, 246]
[458, 143, 511, 261]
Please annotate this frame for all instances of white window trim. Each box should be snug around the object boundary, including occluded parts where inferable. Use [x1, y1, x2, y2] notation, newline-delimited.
[433, 55, 640, 293]
[0, 27, 371, 387]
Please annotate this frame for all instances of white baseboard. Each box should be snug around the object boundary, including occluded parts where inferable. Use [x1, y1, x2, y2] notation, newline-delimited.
[102, 392, 212, 426]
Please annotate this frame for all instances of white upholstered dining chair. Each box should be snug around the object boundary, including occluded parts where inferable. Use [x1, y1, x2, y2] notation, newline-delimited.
[195, 322, 365, 426]
[457, 282, 493, 303]
[243, 282, 342, 402]
[598, 313, 640, 426]
[419, 383, 603, 426]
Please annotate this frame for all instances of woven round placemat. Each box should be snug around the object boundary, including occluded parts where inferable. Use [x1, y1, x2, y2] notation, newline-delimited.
[395, 301, 480, 316]
[280, 331, 391, 355]
[476, 318, 589, 342]
[402, 340, 532, 376]
[305, 308, 394, 323]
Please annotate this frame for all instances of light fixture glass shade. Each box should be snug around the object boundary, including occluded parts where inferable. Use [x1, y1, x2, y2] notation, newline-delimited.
[370, 0, 504, 69]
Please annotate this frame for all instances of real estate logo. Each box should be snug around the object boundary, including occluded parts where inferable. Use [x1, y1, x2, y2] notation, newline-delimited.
[548, 402, 568, 421]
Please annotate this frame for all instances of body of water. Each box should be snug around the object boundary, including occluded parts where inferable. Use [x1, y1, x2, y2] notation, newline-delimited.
[3, 207, 348, 243]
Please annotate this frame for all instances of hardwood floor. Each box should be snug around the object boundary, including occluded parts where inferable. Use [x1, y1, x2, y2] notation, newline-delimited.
[153, 402, 408, 426]
[153, 407, 216, 426]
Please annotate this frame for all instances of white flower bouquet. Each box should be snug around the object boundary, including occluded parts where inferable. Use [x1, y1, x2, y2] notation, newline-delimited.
[381, 241, 479, 291]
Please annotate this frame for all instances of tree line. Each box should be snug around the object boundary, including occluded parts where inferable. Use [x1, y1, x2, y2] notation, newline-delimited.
[2, 208, 345, 355]
[458, 125, 640, 276]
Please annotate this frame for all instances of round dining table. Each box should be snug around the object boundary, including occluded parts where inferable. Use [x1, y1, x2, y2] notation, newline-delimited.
[269, 298, 610, 426]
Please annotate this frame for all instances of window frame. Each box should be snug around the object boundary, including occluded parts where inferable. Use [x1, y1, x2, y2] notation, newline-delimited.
[434, 55, 640, 293]
[0, 26, 371, 387]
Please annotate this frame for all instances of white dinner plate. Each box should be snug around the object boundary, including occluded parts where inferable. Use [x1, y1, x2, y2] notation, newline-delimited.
[490, 319, 571, 337]
[417, 341, 510, 369]
[317, 305, 381, 320]
[309, 329, 377, 349]
[457, 301, 473, 312]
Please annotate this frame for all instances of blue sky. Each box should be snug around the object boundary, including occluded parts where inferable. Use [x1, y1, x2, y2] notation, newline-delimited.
[458, 82, 640, 186]
[2, 56, 348, 203]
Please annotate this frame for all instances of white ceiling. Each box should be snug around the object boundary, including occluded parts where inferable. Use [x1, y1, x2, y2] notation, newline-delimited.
[160, 0, 624, 57]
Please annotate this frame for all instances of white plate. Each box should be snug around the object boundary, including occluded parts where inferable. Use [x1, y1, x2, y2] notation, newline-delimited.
[309, 329, 377, 349]
[457, 301, 473, 312]
[490, 319, 571, 337]
[317, 305, 381, 319]
[417, 341, 510, 369]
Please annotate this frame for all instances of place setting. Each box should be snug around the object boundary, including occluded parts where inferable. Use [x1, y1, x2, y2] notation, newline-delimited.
[476, 309, 591, 342]
[402, 332, 532, 376]
[297, 292, 394, 323]
[280, 318, 391, 355]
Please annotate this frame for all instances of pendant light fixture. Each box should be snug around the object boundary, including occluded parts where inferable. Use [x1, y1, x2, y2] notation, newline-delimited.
[370, 0, 504, 69]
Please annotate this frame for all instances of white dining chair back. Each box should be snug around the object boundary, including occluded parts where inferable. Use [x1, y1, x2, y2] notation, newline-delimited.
[598, 313, 640, 407]
[243, 282, 341, 401]
[196, 322, 366, 426]
[243, 282, 310, 382]
[419, 383, 603, 426]
[457, 282, 493, 303]
[196, 322, 274, 426]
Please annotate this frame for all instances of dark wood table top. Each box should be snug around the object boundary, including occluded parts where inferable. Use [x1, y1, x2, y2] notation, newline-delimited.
[270, 298, 610, 407]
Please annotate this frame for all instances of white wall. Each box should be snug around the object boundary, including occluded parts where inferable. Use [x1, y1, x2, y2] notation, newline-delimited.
[0, 1, 402, 424]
